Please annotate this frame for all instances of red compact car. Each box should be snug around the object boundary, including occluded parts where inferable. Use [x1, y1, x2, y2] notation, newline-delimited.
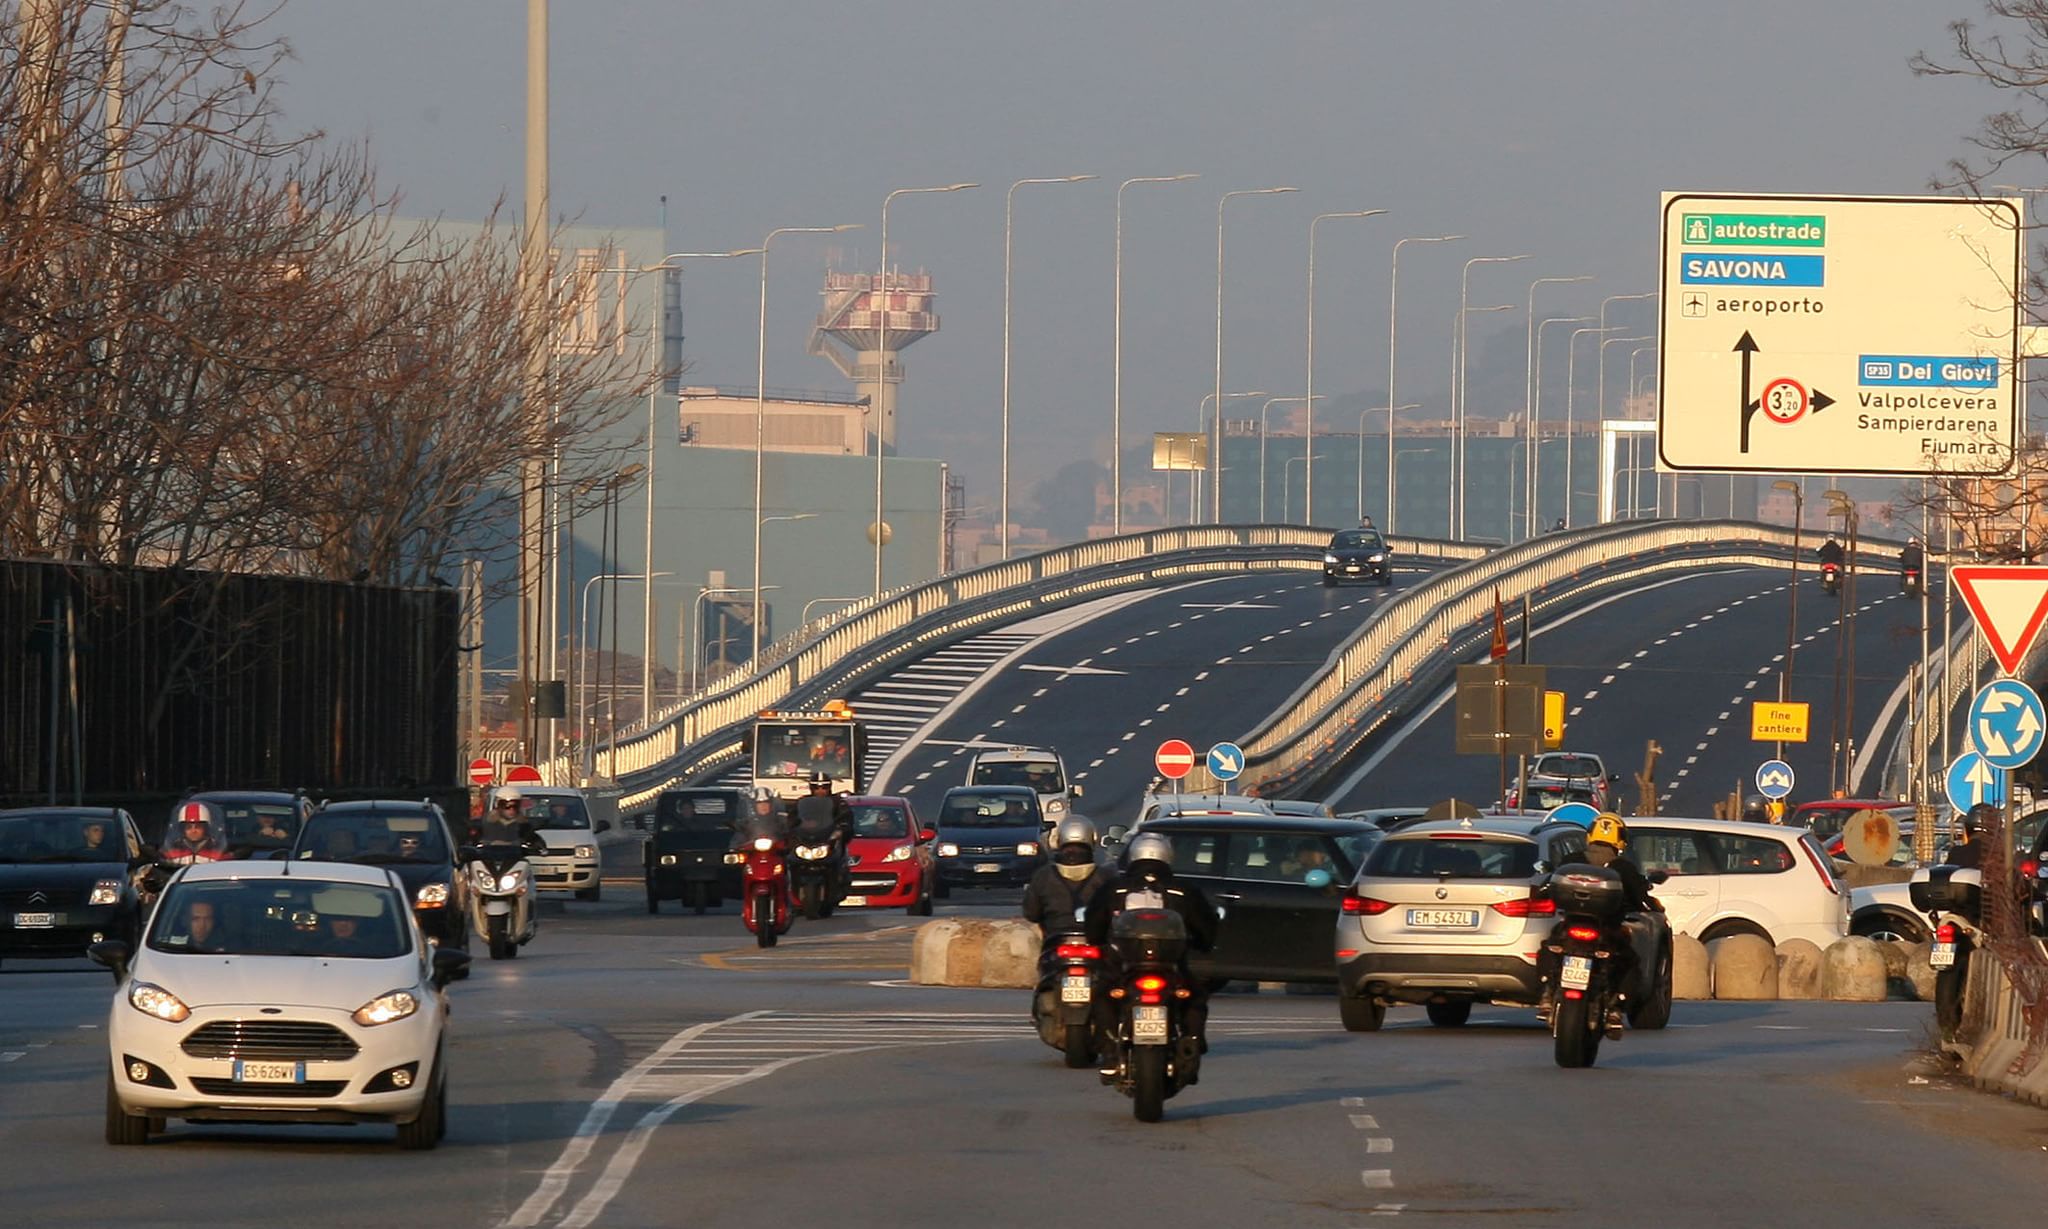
[841, 795, 937, 915]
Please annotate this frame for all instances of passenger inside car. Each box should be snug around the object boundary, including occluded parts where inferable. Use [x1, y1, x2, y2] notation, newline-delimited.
[851, 806, 908, 839]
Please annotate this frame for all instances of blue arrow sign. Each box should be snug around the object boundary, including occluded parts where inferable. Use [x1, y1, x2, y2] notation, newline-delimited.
[1754, 759, 1795, 800]
[1206, 741, 1245, 782]
[1969, 679, 2047, 770]
[1548, 801, 1600, 829]
[1945, 751, 2009, 813]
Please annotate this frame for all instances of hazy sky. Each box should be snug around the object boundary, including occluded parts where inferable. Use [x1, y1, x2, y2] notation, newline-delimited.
[259, 1, 2008, 505]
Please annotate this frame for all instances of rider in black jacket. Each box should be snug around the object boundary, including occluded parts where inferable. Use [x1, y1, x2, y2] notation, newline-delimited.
[1021, 818, 1117, 936]
[1538, 814, 1662, 1030]
[1085, 831, 1220, 1080]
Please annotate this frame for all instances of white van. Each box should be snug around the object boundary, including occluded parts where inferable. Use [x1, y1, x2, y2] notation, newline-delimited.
[492, 785, 612, 901]
[965, 747, 1080, 826]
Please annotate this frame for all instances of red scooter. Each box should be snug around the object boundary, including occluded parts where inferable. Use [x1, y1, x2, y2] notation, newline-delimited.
[729, 834, 794, 948]
[1820, 560, 1841, 596]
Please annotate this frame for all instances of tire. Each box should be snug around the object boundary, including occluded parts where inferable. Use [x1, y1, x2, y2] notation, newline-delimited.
[1554, 997, 1601, 1068]
[690, 883, 708, 916]
[1425, 1000, 1472, 1028]
[753, 895, 777, 949]
[1321, 575, 1337, 588]
[1852, 912, 1928, 944]
[1629, 945, 1674, 1030]
[1339, 995, 1386, 1033]
[1062, 1023, 1095, 1069]
[575, 881, 601, 902]
[798, 883, 822, 920]
[1379, 572, 1393, 587]
[645, 880, 660, 915]
[1131, 1046, 1167, 1123]
[909, 885, 934, 917]
[487, 916, 513, 961]
[395, 1063, 444, 1151]
[1699, 919, 1773, 946]
[1935, 963, 1965, 1040]
[104, 1071, 150, 1146]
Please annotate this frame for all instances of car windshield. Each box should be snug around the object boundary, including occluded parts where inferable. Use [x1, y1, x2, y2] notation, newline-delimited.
[850, 805, 910, 839]
[294, 811, 448, 864]
[149, 879, 412, 958]
[658, 793, 733, 833]
[1364, 836, 1541, 879]
[940, 792, 1038, 827]
[0, 813, 126, 863]
[528, 795, 592, 830]
[205, 801, 300, 852]
[1330, 530, 1384, 550]
[1535, 755, 1603, 779]
[970, 760, 1065, 792]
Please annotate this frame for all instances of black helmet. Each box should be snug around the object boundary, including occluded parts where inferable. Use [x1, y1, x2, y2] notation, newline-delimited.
[1963, 802, 1999, 838]
[807, 770, 832, 791]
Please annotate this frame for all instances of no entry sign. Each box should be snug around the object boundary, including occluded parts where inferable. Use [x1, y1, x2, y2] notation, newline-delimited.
[1155, 739, 1196, 780]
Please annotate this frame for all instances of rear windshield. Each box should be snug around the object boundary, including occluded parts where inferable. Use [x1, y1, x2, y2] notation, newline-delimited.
[1364, 836, 1540, 879]
[1535, 755, 1603, 780]
[204, 801, 301, 853]
[658, 793, 733, 833]
[294, 810, 448, 865]
[850, 805, 910, 839]
[970, 760, 1065, 792]
[939, 792, 1039, 827]
[1525, 784, 1596, 809]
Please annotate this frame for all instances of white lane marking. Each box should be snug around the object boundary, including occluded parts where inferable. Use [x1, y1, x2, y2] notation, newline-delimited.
[1706, 727, 1719, 736]
[1195, 671, 1211, 681]
[1033, 688, 1049, 698]
[1634, 650, 1648, 658]
[1011, 705, 1027, 714]
[914, 771, 932, 781]
[1175, 687, 1191, 697]
[1341, 1096, 1366, 1107]
[1349, 1113, 1379, 1128]
[1583, 690, 1600, 700]
[1569, 706, 1584, 716]
[0, 1051, 24, 1063]
[1366, 1137, 1394, 1153]
[1755, 1025, 1808, 1031]
[1139, 718, 1154, 727]
[1121, 732, 1136, 742]
[1105, 747, 1121, 755]
[1694, 742, 1709, 752]
[1090, 758, 1105, 768]
[1371, 1206, 1408, 1217]
[989, 720, 1006, 729]
[1169, 621, 1184, 629]
[1182, 600, 1281, 610]
[1157, 703, 1173, 712]
[1361, 1170, 1394, 1189]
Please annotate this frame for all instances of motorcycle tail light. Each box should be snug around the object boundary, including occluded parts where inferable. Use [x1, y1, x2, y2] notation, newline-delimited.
[1174, 987, 1192, 999]
[1055, 943, 1101, 961]
[1493, 896, 1556, 917]
[1134, 975, 1167, 993]
[1936, 922, 1957, 943]
[1342, 896, 1394, 916]
[1564, 988, 1584, 1000]
[2023, 859, 2041, 879]
[1566, 925, 1601, 942]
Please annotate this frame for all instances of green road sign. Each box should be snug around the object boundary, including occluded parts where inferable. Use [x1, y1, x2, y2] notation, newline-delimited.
[1680, 212, 1827, 247]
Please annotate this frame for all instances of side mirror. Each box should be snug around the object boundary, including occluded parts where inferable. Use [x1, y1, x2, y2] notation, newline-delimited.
[430, 948, 471, 989]
[596, 819, 613, 834]
[919, 827, 937, 843]
[88, 939, 132, 979]
[1071, 785, 1084, 798]
[1607, 773, 1621, 783]
[1648, 869, 1670, 885]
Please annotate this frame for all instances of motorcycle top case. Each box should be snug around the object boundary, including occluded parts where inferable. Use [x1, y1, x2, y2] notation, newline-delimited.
[1546, 865, 1628, 920]
[1908, 865, 1983, 916]
[1110, 908, 1188, 967]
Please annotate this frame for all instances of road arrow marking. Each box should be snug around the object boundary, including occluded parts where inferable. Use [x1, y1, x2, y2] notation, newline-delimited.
[1016, 662, 1129, 678]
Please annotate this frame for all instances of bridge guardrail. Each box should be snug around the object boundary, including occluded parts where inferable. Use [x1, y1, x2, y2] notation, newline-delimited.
[565, 525, 1490, 808]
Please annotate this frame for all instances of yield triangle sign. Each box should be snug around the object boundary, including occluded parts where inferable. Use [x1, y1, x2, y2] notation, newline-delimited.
[1951, 565, 2048, 675]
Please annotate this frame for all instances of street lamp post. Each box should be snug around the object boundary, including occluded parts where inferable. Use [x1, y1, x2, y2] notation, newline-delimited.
[1452, 302, 1516, 540]
[1193, 390, 1266, 523]
[1258, 395, 1319, 520]
[1003, 174, 1096, 558]
[1531, 314, 1593, 537]
[1629, 345, 1657, 400]
[691, 584, 777, 687]
[1563, 325, 1622, 528]
[1597, 292, 1659, 424]
[1359, 403, 1418, 524]
[1825, 489, 1859, 795]
[876, 183, 977, 596]
[1113, 174, 1197, 535]
[1772, 478, 1804, 761]
[1385, 235, 1462, 535]
[1455, 255, 1529, 539]
[1282, 454, 1315, 524]
[577, 568, 669, 778]
[1214, 186, 1299, 522]
[754, 226, 859, 664]
[1524, 277, 1592, 541]
[1306, 210, 1386, 522]
[800, 595, 864, 624]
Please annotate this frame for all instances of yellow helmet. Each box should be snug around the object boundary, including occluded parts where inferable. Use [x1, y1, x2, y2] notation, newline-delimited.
[1588, 813, 1628, 851]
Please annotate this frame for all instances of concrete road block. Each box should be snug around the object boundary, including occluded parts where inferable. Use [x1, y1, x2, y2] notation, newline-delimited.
[1822, 936, 1888, 1001]
[1875, 938, 1909, 980]
[979, 920, 1041, 989]
[1904, 942, 1936, 1002]
[944, 919, 997, 986]
[1711, 934, 1778, 1000]
[1774, 938, 1824, 1000]
[910, 919, 965, 985]
[1673, 933, 1711, 1000]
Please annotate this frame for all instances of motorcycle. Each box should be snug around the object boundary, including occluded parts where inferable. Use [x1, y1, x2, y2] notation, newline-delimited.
[1902, 563, 1922, 596]
[1032, 929, 1112, 1069]
[1539, 864, 1640, 1069]
[728, 834, 794, 948]
[462, 837, 542, 960]
[1910, 864, 1983, 1041]
[1820, 560, 1842, 596]
[1098, 908, 1198, 1122]
[789, 832, 850, 920]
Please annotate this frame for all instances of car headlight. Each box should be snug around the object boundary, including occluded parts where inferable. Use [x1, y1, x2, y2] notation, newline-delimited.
[752, 837, 775, 852]
[88, 879, 123, 906]
[796, 844, 831, 860]
[415, 882, 450, 908]
[659, 854, 678, 866]
[1045, 799, 1066, 816]
[882, 843, 914, 863]
[128, 982, 190, 1023]
[1368, 552, 1385, 562]
[352, 989, 420, 1027]
[574, 845, 596, 859]
[722, 852, 745, 865]
[1323, 554, 1338, 564]
[1016, 842, 1041, 857]
[938, 843, 960, 858]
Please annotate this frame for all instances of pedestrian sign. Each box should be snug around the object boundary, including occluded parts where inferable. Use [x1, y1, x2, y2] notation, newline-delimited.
[1945, 751, 2009, 814]
[1969, 678, 2046, 770]
[1754, 760, 1795, 800]
[1206, 742, 1245, 782]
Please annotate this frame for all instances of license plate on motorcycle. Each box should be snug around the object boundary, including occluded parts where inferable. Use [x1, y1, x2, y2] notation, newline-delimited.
[1406, 908, 1479, 929]
[232, 1060, 305, 1084]
[1931, 941, 1956, 969]
[1561, 955, 1593, 990]
[1132, 1004, 1168, 1044]
[11, 911, 53, 928]
[1061, 975, 1091, 1003]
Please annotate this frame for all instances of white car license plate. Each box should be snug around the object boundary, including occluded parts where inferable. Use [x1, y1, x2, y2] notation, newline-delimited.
[839, 895, 867, 907]
[974, 862, 1003, 873]
[1061, 975, 1092, 1003]
[232, 1060, 305, 1084]
[1132, 1004, 1168, 1044]
[12, 912, 54, 928]
[1931, 941, 1956, 969]
[1561, 955, 1593, 990]
[1406, 908, 1479, 929]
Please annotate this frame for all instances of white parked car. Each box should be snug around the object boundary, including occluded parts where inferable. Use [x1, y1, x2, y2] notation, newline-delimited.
[495, 785, 609, 901]
[1625, 816, 1849, 948]
[94, 860, 467, 1149]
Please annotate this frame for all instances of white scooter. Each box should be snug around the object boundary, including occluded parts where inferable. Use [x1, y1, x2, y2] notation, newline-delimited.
[463, 835, 543, 960]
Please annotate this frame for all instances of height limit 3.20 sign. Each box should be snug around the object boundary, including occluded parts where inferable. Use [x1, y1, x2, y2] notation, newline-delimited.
[1658, 192, 2022, 476]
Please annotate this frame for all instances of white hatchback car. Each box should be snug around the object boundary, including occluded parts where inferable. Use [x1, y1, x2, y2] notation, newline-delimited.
[1624, 816, 1849, 947]
[94, 860, 466, 1149]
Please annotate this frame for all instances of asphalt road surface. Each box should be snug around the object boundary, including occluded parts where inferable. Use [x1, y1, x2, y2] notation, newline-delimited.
[5, 888, 2046, 1229]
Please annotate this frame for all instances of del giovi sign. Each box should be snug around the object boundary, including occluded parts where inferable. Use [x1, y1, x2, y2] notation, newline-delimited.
[1658, 193, 2023, 475]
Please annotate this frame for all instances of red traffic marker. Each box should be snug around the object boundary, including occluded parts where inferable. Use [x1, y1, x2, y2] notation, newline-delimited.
[503, 763, 544, 786]
[467, 758, 496, 787]
[1952, 564, 2048, 675]
[1155, 739, 1196, 780]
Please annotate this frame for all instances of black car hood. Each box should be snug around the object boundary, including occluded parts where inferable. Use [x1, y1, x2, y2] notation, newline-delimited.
[326, 860, 450, 891]
[0, 861, 128, 891]
[651, 829, 732, 852]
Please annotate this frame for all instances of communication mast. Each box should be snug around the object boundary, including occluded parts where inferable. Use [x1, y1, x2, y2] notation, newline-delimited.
[808, 265, 939, 453]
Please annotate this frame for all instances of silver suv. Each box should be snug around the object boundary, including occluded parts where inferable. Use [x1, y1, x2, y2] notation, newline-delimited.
[1336, 817, 1620, 1031]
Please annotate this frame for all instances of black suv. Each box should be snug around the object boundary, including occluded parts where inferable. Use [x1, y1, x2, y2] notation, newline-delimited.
[290, 800, 469, 951]
[1322, 527, 1394, 587]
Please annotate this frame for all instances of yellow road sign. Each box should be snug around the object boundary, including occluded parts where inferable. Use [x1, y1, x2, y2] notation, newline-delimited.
[1750, 700, 1810, 742]
[1543, 690, 1566, 748]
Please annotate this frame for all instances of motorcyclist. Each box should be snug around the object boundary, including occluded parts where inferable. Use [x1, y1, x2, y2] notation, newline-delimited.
[1084, 831, 1219, 1083]
[1817, 536, 1845, 568]
[1901, 535, 1925, 575]
[1944, 803, 1994, 870]
[1740, 794, 1770, 823]
[1537, 813, 1662, 1030]
[163, 801, 228, 864]
[789, 770, 852, 901]
[734, 788, 794, 848]
[476, 786, 538, 847]
[1022, 818, 1117, 941]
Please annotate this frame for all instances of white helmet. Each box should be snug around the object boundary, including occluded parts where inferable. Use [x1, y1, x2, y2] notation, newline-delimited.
[1053, 818, 1098, 849]
[1125, 831, 1174, 872]
[496, 785, 524, 801]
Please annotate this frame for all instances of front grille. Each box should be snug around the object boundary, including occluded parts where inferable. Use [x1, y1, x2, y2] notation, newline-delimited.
[959, 845, 1019, 858]
[0, 888, 82, 909]
[189, 1078, 349, 1099]
[850, 875, 901, 891]
[545, 846, 583, 858]
[181, 1021, 359, 1061]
